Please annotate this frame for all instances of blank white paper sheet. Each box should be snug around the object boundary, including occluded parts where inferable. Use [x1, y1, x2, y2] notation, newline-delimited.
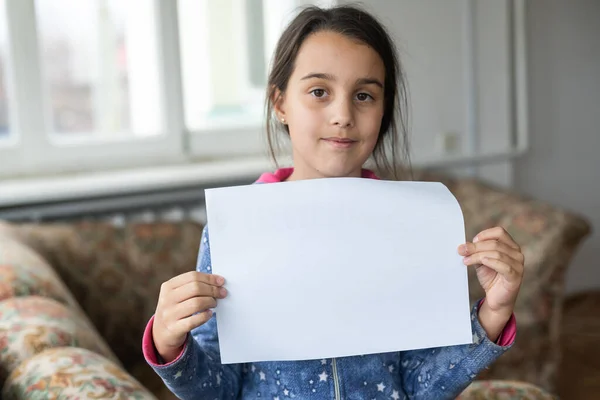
[205, 178, 473, 364]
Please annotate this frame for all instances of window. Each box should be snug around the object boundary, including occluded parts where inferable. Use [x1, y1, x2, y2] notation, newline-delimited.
[36, 0, 161, 138]
[0, 0, 326, 178]
[179, 0, 261, 132]
[179, 0, 300, 156]
[0, 0, 10, 140]
[178, 0, 301, 131]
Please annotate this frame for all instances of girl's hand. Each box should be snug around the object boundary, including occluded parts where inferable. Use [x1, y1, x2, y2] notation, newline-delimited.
[458, 227, 524, 340]
[152, 271, 227, 363]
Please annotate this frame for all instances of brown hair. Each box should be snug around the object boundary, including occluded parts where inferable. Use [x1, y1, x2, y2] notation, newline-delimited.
[265, 5, 411, 180]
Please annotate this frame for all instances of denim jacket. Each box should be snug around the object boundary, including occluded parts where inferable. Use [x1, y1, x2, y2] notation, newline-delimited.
[145, 224, 514, 400]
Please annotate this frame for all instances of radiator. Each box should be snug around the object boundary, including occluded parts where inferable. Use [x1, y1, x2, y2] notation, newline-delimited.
[0, 186, 209, 226]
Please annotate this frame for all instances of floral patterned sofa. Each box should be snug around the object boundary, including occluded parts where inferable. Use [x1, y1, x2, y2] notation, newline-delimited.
[0, 172, 590, 399]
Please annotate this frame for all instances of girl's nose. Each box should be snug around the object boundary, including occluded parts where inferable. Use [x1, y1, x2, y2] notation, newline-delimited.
[330, 98, 354, 128]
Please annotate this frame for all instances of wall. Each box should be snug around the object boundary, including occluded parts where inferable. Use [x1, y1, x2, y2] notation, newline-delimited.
[515, 0, 600, 293]
[338, 0, 516, 187]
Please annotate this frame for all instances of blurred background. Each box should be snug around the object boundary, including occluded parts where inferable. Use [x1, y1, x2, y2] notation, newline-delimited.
[2, 0, 597, 293]
[0, 1, 599, 398]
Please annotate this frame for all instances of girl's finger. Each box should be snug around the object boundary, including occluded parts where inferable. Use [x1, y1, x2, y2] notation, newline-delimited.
[174, 310, 214, 334]
[464, 250, 522, 273]
[471, 256, 522, 283]
[473, 227, 520, 251]
[170, 297, 217, 322]
[459, 241, 524, 264]
[162, 271, 225, 292]
[169, 279, 227, 304]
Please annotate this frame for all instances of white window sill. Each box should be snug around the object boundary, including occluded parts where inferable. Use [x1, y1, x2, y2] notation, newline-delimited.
[0, 157, 275, 207]
[0, 148, 526, 208]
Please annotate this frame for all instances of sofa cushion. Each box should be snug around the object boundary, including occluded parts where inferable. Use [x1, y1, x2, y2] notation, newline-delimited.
[2, 347, 157, 400]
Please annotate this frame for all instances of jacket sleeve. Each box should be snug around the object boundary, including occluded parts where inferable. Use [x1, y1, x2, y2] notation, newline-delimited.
[143, 225, 243, 400]
[399, 300, 515, 399]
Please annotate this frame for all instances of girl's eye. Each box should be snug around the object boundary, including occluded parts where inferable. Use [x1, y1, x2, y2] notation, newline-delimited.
[356, 92, 373, 102]
[310, 89, 327, 98]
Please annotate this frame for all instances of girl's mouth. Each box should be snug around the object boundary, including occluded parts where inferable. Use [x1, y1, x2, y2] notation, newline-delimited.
[322, 137, 358, 149]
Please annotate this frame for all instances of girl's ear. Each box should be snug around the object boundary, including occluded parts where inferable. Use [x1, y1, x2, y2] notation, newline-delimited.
[272, 87, 287, 123]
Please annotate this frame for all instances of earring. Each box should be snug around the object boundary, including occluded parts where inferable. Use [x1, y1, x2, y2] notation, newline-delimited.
[281, 118, 286, 124]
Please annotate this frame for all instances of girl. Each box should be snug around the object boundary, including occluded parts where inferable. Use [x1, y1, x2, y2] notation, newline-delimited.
[143, 5, 523, 399]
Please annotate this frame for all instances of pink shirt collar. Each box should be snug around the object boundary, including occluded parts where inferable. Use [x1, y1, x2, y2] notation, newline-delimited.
[256, 168, 379, 183]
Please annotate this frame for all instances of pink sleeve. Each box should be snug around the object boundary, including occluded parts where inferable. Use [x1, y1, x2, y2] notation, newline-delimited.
[477, 298, 517, 346]
[142, 315, 188, 367]
[496, 312, 517, 346]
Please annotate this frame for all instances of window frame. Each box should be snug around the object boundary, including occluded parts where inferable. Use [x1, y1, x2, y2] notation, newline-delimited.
[0, 0, 187, 178]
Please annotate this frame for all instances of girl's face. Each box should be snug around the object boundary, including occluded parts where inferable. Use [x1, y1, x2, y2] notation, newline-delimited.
[275, 31, 386, 180]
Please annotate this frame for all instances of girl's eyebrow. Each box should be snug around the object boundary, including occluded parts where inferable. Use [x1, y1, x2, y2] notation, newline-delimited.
[356, 77, 384, 89]
[301, 72, 383, 89]
[301, 72, 336, 81]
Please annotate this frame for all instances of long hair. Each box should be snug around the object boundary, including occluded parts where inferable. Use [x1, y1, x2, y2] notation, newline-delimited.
[264, 5, 411, 180]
